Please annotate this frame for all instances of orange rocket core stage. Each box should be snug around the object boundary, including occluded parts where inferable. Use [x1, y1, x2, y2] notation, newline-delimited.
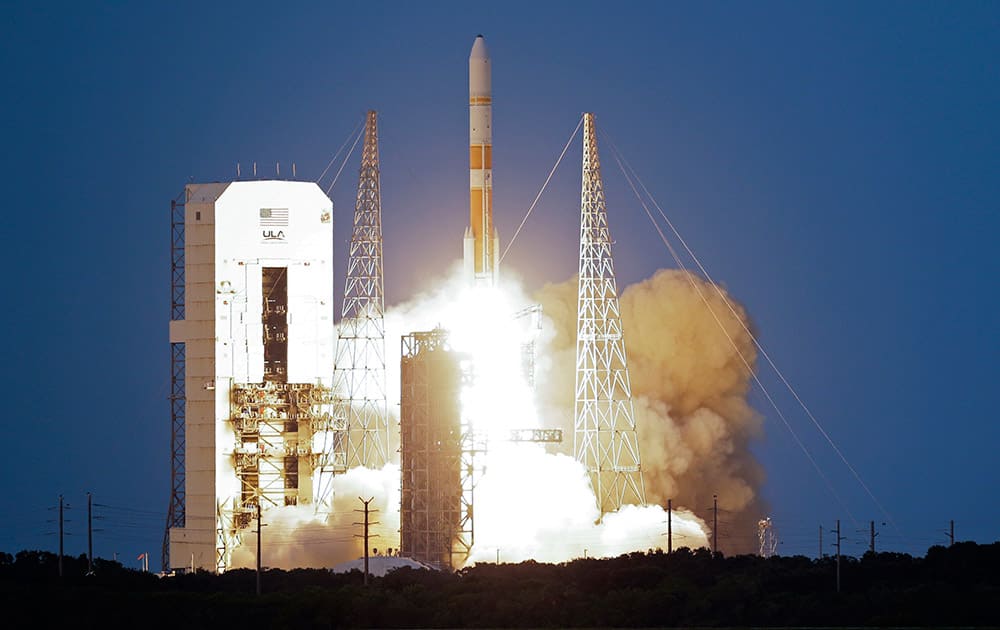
[469, 144, 492, 169]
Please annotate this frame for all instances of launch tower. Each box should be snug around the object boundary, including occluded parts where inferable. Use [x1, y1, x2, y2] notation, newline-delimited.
[573, 113, 646, 515]
[329, 110, 389, 480]
[398, 330, 478, 569]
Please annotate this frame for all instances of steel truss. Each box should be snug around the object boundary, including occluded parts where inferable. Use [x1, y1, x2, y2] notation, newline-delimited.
[163, 195, 186, 572]
[215, 381, 339, 570]
[573, 113, 646, 516]
[399, 330, 483, 570]
[513, 304, 542, 389]
[758, 517, 778, 558]
[332, 110, 389, 473]
[508, 429, 563, 443]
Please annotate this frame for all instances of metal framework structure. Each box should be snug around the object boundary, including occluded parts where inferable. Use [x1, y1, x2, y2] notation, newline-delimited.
[509, 429, 563, 443]
[231, 384, 339, 506]
[573, 113, 646, 516]
[332, 110, 389, 472]
[399, 330, 482, 569]
[163, 195, 186, 572]
[217, 265, 340, 571]
[219, 381, 338, 570]
[513, 305, 542, 389]
[758, 517, 778, 558]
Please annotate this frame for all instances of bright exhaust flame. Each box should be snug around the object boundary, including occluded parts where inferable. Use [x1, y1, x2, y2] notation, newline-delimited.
[448, 283, 539, 438]
[386, 264, 710, 564]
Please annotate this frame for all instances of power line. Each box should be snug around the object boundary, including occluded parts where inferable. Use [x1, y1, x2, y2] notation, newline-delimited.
[499, 114, 584, 263]
[604, 131, 894, 531]
[325, 123, 365, 196]
[316, 117, 365, 185]
[601, 129, 861, 528]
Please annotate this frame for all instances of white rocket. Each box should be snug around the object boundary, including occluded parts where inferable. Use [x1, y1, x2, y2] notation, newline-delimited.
[464, 34, 500, 286]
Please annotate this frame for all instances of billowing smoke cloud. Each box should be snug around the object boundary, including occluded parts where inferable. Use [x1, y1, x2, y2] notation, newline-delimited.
[468, 444, 708, 563]
[381, 265, 711, 563]
[534, 269, 767, 553]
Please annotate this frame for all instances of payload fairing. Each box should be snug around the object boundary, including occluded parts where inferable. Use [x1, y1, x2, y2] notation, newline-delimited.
[464, 35, 500, 286]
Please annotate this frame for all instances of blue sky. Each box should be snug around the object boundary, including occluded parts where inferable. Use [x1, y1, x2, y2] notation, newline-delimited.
[1, 1, 997, 564]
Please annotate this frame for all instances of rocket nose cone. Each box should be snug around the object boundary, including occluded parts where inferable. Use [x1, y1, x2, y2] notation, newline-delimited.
[470, 35, 489, 59]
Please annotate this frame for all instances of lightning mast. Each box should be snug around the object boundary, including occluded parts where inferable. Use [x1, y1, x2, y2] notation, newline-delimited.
[573, 113, 646, 515]
[333, 110, 389, 470]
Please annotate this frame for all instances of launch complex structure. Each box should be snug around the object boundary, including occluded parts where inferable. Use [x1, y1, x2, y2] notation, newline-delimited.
[163, 36, 646, 573]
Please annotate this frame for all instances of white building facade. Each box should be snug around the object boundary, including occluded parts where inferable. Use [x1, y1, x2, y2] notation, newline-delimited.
[168, 181, 339, 572]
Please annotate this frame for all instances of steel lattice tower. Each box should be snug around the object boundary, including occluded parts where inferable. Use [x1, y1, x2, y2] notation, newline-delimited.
[573, 113, 646, 515]
[162, 194, 186, 572]
[758, 518, 778, 558]
[333, 110, 389, 470]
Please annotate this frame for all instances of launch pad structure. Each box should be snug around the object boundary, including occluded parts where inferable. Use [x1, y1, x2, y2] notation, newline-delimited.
[398, 330, 484, 570]
[163, 111, 390, 573]
[162, 35, 656, 574]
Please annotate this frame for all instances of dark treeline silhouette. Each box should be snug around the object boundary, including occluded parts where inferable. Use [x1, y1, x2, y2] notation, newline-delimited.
[1, 542, 998, 627]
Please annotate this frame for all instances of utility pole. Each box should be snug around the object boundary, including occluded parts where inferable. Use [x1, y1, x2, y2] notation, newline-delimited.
[354, 497, 379, 586]
[869, 520, 877, 554]
[819, 525, 823, 559]
[87, 493, 93, 574]
[256, 502, 262, 596]
[834, 519, 843, 594]
[667, 498, 673, 554]
[712, 494, 718, 555]
[948, 520, 954, 547]
[58, 495, 64, 578]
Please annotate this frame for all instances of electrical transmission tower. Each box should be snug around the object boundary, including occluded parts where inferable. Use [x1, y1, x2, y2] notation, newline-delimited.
[333, 110, 389, 471]
[573, 112, 646, 516]
[758, 517, 778, 558]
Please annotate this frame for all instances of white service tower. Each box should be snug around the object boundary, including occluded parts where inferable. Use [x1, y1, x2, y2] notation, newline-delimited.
[167, 180, 337, 572]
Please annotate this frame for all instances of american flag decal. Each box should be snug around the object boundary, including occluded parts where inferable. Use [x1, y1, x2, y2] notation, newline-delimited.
[259, 208, 289, 227]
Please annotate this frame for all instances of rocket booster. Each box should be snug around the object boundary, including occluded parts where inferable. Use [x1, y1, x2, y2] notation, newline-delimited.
[464, 34, 500, 286]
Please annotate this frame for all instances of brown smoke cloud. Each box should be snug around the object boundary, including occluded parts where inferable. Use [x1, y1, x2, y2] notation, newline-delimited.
[534, 268, 767, 553]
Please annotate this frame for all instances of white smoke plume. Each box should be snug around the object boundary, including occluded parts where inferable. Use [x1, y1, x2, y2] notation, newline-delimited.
[467, 445, 708, 563]
[231, 464, 400, 569]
